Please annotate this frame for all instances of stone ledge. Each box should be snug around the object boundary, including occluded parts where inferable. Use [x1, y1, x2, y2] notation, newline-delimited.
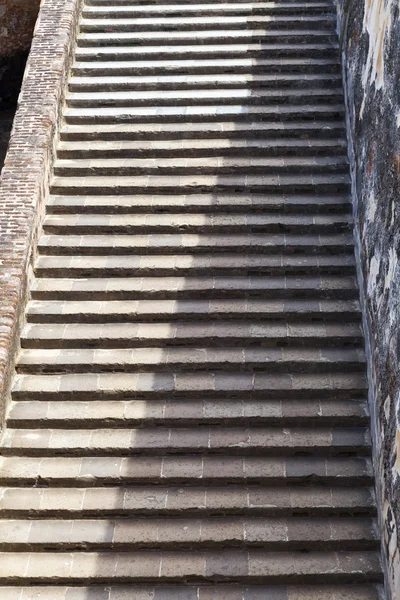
[0, 0, 82, 428]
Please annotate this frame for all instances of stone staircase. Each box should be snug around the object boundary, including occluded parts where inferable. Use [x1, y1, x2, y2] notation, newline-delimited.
[0, 0, 384, 597]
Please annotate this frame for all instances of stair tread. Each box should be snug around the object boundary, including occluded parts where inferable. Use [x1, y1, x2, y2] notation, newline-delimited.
[0, 454, 375, 484]
[80, 13, 336, 22]
[25, 298, 361, 321]
[0, 550, 382, 584]
[82, 2, 335, 13]
[50, 174, 351, 195]
[51, 173, 350, 182]
[0, 585, 384, 600]
[64, 104, 345, 119]
[46, 194, 351, 215]
[7, 398, 370, 426]
[81, 14, 336, 27]
[30, 275, 360, 303]
[21, 320, 363, 342]
[34, 254, 356, 277]
[0, 516, 378, 550]
[37, 229, 354, 239]
[76, 30, 338, 46]
[11, 372, 367, 401]
[0, 485, 377, 515]
[53, 158, 349, 178]
[55, 156, 348, 165]
[3, 586, 388, 600]
[72, 56, 338, 76]
[17, 346, 365, 372]
[43, 212, 352, 229]
[1, 425, 371, 456]
[74, 44, 339, 61]
[80, 16, 336, 29]
[58, 138, 347, 152]
[59, 123, 347, 143]
[36, 234, 356, 255]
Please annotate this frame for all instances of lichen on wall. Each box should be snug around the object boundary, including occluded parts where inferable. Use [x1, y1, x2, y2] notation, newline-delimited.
[337, 0, 400, 596]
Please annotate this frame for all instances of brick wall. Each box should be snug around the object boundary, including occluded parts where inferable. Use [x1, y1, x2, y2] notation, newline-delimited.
[336, 0, 400, 596]
[0, 0, 82, 428]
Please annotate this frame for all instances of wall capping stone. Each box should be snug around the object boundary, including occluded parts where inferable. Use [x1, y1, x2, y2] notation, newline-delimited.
[0, 0, 82, 429]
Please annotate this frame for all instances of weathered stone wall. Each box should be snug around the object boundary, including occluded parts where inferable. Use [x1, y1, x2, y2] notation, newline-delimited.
[337, 0, 400, 596]
[0, 0, 82, 428]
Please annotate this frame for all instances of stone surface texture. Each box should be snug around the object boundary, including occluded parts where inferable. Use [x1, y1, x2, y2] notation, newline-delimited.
[0, 0, 387, 596]
[336, 0, 400, 595]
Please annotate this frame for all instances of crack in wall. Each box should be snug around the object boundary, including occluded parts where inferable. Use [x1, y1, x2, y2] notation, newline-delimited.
[337, 0, 400, 596]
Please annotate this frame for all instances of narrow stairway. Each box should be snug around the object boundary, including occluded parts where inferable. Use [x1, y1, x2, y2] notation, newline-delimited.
[0, 0, 384, 597]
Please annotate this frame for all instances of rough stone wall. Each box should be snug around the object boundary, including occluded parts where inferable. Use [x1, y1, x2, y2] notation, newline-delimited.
[337, 0, 400, 596]
[0, 0, 82, 428]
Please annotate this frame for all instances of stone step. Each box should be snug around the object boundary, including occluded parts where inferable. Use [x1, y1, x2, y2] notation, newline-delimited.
[82, 3, 335, 18]
[0, 485, 377, 517]
[69, 72, 343, 91]
[66, 88, 343, 108]
[88, 0, 335, 3]
[11, 372, 367, 401]
[34, 254, 356, 278]
[73, 57, 341, 75]
[17, 346, 365, 374]
[63, 104, 345, 124]
[25, 299, 361, 324]
[30, 275, 360, 301]
[80, 18, 336, 36]
[0, 516, 378, 551]
[7, 398, 369, 428]
[20, 320, 364, 348]
[53, 157, 349, 178]
[74, 43, 339, 61]
[0, 585, 385, 600]
[87, 0, 334, 4]
[37, 233, 356, 255]
[0, 455, 375, 486]
[60, 121, 347, 141]
[0, 550, 382, 585]
[77, 29, 338, 47]
[57, 139, 348, 159]
[80, 15, 337, 33]
[1, 425, 371, 457]
[47, 193, 351, 215]
[51, 174, 350, 195]
[1, 585, 388, 600]
[42, 213, 352, 234]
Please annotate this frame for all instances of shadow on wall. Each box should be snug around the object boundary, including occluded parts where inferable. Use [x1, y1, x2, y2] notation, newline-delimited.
[0, 0, 41, 172]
